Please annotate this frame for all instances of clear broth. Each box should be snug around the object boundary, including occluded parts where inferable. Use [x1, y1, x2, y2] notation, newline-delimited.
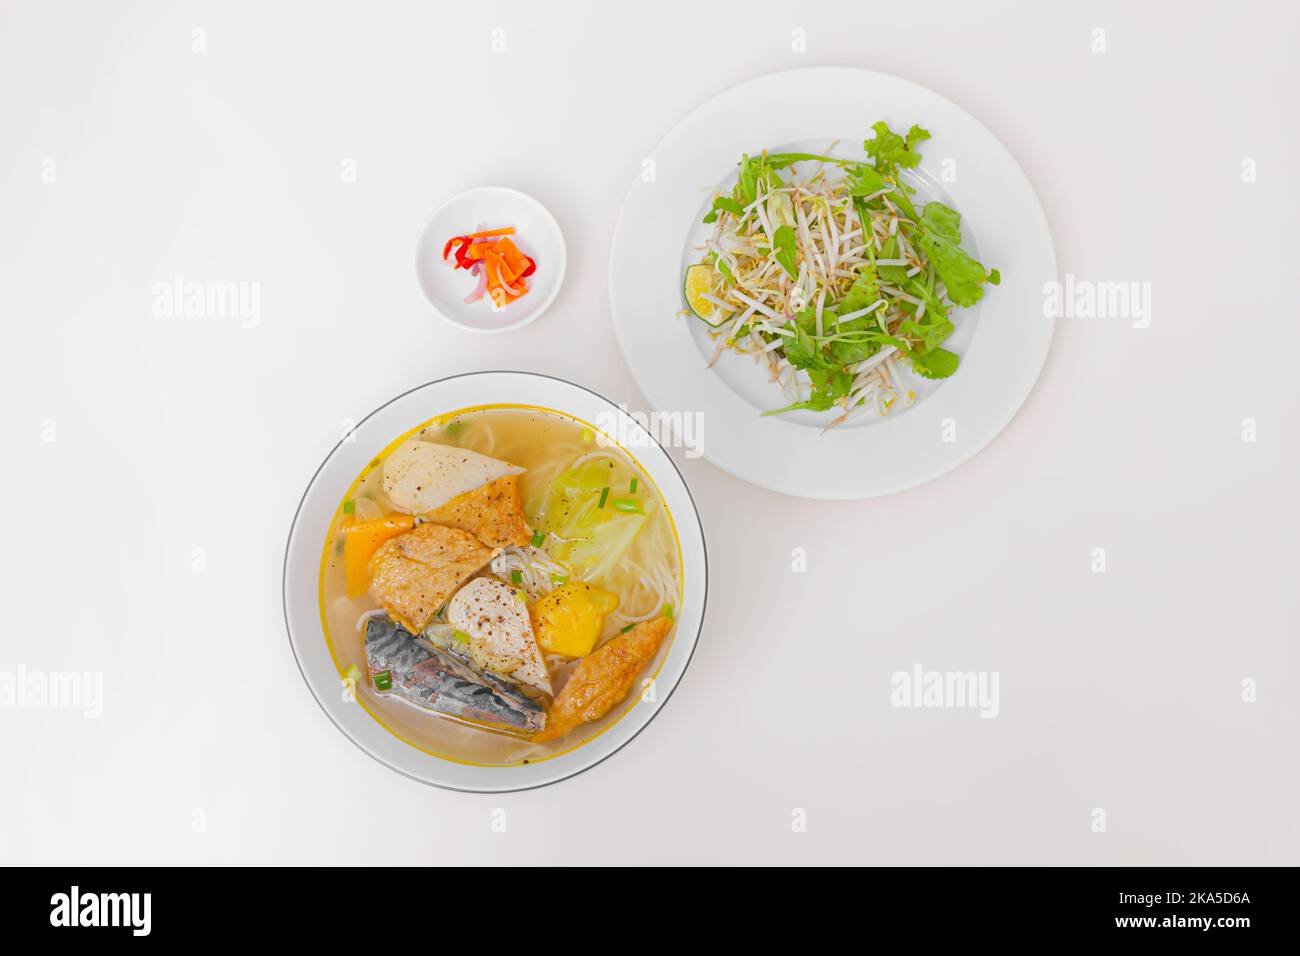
[319, 406, 682, 766]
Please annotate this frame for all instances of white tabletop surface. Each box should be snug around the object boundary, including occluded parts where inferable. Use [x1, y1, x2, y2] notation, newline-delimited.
[2, 0, 1296, 866]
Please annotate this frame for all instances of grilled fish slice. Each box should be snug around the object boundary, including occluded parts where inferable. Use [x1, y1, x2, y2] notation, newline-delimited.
[364, 616, 545, 734]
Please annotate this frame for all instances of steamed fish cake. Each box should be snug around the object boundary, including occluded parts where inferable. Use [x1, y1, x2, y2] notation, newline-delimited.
[383, 439, 522, 515]
[368, 523, 496, 633]
[447, 577, 552, 694]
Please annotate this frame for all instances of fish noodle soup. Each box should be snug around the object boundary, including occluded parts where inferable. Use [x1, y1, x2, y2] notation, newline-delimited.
[320, 405, 682, 766]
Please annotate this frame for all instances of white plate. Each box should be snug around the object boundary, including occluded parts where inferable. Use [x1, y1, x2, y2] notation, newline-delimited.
[609, 67, 1056, 499]
[282, 372, 707, 792]
[415, 187, 566, 333]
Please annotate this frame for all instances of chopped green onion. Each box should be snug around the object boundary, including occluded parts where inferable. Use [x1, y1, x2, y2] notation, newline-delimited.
[610, 498, 644, 514]
[661, 602, 675, 620]
[510, 569, 523, 585]
[343, 664, 361, 682]
[550, 574, 568, 585]
[373, 669, 392, 691]
[597, 486, 610, 508]
[580, 428, 594, 443]
[629, 477, 638, 493]
[452, 630, 470, 644]
[531, 530, 545, 547]
[343, 499, 355, 514]
[620, 623, 636, 633]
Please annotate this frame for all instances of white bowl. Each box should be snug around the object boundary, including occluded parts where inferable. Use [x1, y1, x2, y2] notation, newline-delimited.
[415, 187, 566, 333]
[282, 372, 707, 792]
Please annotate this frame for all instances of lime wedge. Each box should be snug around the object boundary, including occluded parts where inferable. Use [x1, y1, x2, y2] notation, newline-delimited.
[683, 264, 720, 323]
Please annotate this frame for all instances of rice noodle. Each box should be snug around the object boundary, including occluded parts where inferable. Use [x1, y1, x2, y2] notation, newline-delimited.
[491, 547, 570, 600]
[355, 607, 387, 632]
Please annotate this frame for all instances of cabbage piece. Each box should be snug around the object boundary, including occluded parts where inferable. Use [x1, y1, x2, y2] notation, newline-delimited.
[538, 458, 647, 582]
[541, 459, 626, 537]
[564, 512, 646, 584]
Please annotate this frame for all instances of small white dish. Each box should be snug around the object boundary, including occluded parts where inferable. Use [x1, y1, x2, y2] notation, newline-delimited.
[415, 187, 566, 334]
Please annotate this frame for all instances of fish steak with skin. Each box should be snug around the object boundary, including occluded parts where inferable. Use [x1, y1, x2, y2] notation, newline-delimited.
[365, 616, 545, 734]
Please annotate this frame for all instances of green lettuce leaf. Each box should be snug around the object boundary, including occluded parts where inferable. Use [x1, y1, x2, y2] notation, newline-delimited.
[864, 121, 931, 173]
[908, 347, 959, 380]
[919, 201, 962, 243]
[773, 225, 798, 279]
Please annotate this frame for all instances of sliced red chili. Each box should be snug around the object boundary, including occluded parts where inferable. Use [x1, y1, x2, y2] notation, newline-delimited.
[444, 235, 478, 270]
[520, 256, 537, 278]
[443, 235, 469, 263]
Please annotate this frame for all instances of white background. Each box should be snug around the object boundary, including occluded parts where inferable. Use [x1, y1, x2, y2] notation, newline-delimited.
[2, 0, 1296, 865]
